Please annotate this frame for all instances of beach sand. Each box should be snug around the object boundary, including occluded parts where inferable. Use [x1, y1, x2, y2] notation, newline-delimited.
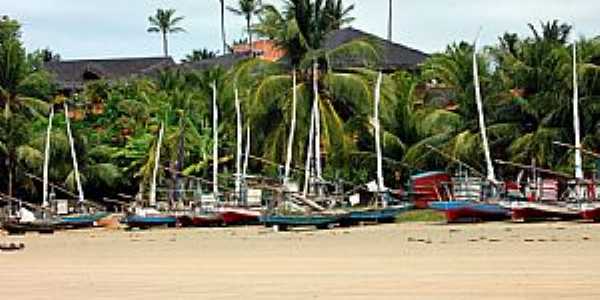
[1, 222, 600, 300]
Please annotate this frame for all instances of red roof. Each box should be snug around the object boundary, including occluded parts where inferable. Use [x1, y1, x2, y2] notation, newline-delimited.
[232, 40, 285, 62]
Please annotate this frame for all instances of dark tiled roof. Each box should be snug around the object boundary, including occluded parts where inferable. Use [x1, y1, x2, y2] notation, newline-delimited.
[43, 56, 175, 91]
[179, 53, 250, 72]
[322, 27, 429, 71]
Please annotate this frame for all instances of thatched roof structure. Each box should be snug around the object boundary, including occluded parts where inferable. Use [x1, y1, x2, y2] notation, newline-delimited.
[178, 53, 249, 72]
[44, 28, 428, 92]
[322, 27, 429, 71]
[44, 56, 175, 92]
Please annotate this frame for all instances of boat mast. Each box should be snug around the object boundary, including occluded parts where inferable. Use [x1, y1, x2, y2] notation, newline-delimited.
[374, 72, 385, 192]
[42, 106, 54, 208]
[212, 82, 219, 198]
[64, 103, 84, 204]
[473, 34, 496, 183]
[573, 42, 583, 181]
[243, 124, 250, 178]
[303, 95, 317, 198]
[235, 87, 242, 199]
[284, 69, 298, 184]
[313, 63, 323, 186]
[149, 122, 164, 207]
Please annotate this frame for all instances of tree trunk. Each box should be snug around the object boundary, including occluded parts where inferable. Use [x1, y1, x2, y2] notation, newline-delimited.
[220, 0, 227, 54]
[247, 16, 253, 57]
[174, 121, 185, 204]
[7, 157, 13, 197]
[163, 32, 169, 57]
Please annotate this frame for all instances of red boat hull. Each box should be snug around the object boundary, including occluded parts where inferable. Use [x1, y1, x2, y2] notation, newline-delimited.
[178, 214, 223, 227]
[218, 209, 260, 225]
[512, 207, 580, 222]
[581, 208, 600, 222]
[414, 200, 432, 209]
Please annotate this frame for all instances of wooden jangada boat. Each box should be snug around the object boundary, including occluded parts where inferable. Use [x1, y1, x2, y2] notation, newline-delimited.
[260, 65, 348, 230]
[507, 44, 588, 222]
[38, 103, 111, 229]
[0, 195, 59, 235]
[427, 37, 508, 222]
[215, 86, 262, 226]
[122, 122, 176, 229]
[341, 72, 413, 225]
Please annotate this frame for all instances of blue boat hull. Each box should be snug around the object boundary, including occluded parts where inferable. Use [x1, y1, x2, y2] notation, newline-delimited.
[429, 201, 509, 222]
[342, 205, 414, 225]
[260, 215, 344, 230]
[60, 213, 110, 228]
[122, 215, 177, 229]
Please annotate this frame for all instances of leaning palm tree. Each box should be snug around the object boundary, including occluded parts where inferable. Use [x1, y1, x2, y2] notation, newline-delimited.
[147, 9, 186, 57]
[227, 0, 262, 56]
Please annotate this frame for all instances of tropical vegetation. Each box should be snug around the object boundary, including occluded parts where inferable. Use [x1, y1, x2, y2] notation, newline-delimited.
[1, 2, 600, 207]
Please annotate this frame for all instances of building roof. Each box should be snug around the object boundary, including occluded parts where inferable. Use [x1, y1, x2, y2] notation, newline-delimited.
[183, 28, 428, 73]
[232, 40, 286, 62]
[179, 53, 250, 72]
[44, 56, 175, 91]
[322, 27, 429, 71]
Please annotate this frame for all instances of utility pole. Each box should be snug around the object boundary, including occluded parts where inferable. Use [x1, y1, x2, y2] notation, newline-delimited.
[388, 0, 393, 41]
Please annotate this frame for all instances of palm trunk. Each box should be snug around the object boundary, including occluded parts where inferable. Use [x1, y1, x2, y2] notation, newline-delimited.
[172, 121, 185, 204]
[7, 158, 13, 197]
[4, 104, 13, 198]
[163, 32, 169, 57]
[247, 16, 253, 57]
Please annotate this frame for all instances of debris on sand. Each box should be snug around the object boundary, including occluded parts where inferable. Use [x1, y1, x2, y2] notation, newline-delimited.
[0, 242, 25, 252]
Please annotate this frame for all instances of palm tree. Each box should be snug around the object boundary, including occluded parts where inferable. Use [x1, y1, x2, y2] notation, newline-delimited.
[227, 0, 262, 56]
[0, 20, 49, 197]
[147, 9, 186, 57]
[255, 0, 357, 66]
[243, 1, 385, 182]
[182, 49, 218, 63]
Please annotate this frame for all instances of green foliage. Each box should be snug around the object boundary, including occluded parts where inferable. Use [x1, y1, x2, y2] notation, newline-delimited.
[396, 209, 445, 223]
[3, 14, 600, 202]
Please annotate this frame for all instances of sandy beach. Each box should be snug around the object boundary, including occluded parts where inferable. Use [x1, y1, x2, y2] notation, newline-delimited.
[1, 222, 600, 300]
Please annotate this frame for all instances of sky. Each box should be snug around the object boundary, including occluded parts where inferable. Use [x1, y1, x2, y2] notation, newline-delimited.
[2, 0, 599, 61]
